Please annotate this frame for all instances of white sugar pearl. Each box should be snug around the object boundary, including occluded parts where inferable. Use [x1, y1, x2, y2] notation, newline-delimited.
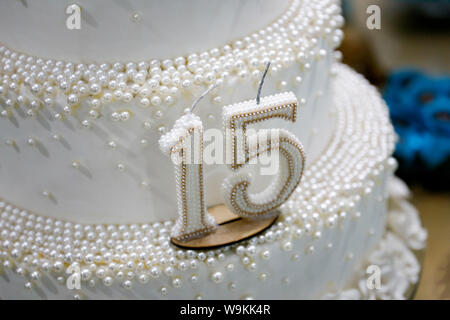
[154, 110, 163, 119]
[67, 94, 79, 106]
[111, 112, 121, 121]
[294, 228, 303, 239]
[42, 190, 51, 198]
[142, 121, 152, 130]
[306, 245, 315, 254]
[248, 262, 257, 272]
[226, 263, 234, 272]
[164, 266, 174, 276]
[82, 120, 91, 128]
[178, 261, 188, 271]
[150, 266, 161, 278]
[71, 161, 80, 169]
[0, 109, 9, 118]
[108, 141, 117, 149]
[282, 241, 293, 251]
[206, 257, 216, 266]
[89, 109, 99, 119]
[120, 111, 131, 121]
[151, 96, 161, 106]
[138, 274, 148, 284]
[27, 138, 36, 146]
[122, 280, 132, 289]
[182, 80, 191, 88]
[157, 125, 166, 134]
[246, 245, 256, 256]
[211, 271, 224, 284]
[30, 271, 41, 280]
[172, 277, 182, 288]
[259, 273, 268, 281]
[326, 216, 337, 228]
[103, 277, 113, 286]
[165, 96, 174, 105]
[260, 250, 270, 260]
[140, 97, 150, 107]
[190, 259, 199, 269]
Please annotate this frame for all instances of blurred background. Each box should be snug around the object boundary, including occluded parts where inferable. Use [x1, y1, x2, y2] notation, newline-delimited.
[340, 0, 449, 299]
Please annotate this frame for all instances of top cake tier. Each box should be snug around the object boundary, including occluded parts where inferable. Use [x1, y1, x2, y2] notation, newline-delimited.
[0, 0, 291, 61]
[0, 0, 344, 224]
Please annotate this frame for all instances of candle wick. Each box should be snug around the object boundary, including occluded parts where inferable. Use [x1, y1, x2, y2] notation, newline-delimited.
[190, 83, 219, 113]
[256, 62, 271, 106]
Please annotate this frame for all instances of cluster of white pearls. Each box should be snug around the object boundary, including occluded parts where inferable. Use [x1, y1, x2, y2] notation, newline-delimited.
[0, 0, 343, 127]
[0, 64, 395, 299]
[279, 65, 396, 233]
[111, 110, 132, 122]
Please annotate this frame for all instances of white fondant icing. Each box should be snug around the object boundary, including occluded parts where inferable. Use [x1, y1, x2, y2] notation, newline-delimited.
[0, 0, 290, 61]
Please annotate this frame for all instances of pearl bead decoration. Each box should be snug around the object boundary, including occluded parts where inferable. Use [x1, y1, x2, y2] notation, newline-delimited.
[211, 271, 224, 284]
[0, 0, 343, 125]
[71, 160, 80, 169]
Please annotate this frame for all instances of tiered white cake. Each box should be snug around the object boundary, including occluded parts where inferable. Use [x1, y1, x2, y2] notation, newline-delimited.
[0, 0, 426, 299]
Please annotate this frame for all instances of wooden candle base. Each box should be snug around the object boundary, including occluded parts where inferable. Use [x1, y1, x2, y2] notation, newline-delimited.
[171, 204, 278, 249]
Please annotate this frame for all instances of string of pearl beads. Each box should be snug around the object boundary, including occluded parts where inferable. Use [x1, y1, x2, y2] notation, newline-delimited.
[0, 0, 343, 124]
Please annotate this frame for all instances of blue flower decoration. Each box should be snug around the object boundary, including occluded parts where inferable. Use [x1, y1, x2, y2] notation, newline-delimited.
[385, 70, 424, 127]
[384, 70, 450, 169]
[423, 96, 450, 136]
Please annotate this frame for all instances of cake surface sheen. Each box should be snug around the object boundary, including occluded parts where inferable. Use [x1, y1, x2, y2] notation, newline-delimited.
[0, 0, 426, 299]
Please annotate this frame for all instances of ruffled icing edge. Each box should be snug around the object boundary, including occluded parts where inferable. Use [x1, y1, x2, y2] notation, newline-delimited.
[321, 176, 427, 300]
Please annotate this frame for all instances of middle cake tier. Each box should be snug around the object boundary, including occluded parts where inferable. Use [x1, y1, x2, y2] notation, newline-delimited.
[0, 64, 397, 299]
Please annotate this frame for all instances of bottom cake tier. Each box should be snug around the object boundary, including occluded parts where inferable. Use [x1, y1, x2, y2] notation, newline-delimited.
[0, 64, 426, 299]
